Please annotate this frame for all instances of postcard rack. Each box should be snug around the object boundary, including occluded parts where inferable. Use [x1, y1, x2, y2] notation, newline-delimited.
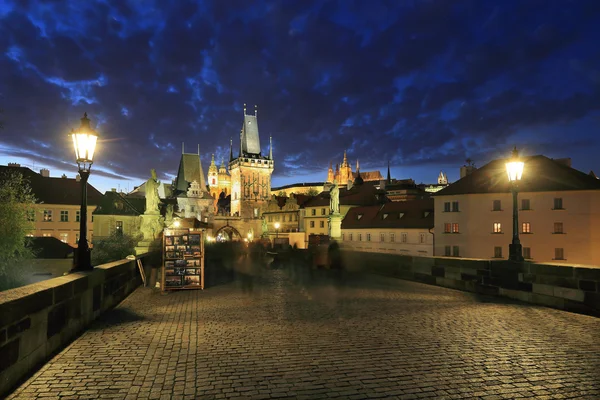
[162, 228, 204, 291]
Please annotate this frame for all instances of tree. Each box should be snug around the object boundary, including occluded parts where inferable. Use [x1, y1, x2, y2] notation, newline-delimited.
[277, 190, 287, 197]
[91, 231, 140, 266]
[305, 187, 319, 196]
[0, 171, 36, 290]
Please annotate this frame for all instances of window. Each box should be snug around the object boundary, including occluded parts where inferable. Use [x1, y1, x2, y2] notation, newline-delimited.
[554, 248, 565, 260]
[268, 215, 273, 222]
[452, 223, 459, 233]
[43, 210, 52, 222]
[319, 221, 324, 228]
[419, 233, 426, 244]
[75, 210, 80, 222]
[358, 233, 362, 241]
[451, 201, 459, 212]
[190, 206, 195, 212]
[59, 232, 69, 243]
[60, 210, 68, 222]
[349, 233, 353, 241]
[116, 220, 123, 235]
[390, 233, 395, 242]
[310, 221, 315, 228]
[444, 223, 451, 233]
[357, 214, 363, 220]
[494, 246, 503, 258]
[493, 222, 502, 233]
[27, 210, 35, 222]
[42, 232, 52, 237]
[401, 232, 408, 243]
[276, 215, 280, 221]
[311, 209, 316, 216]
[380, 233, 385, 242]
[452, 246, 460, 257]
[553, 198, 563, 210]
[492, 200, 501, 211]
[366, 233, 371, 242]
[254, 208, 259, 218]
[523, 247, 531, 259]
[321, 208, 326, 215]
[521, 199, 530, 210]
[444, 202, 451, 212]
[382, 213, 388, 219]
[75, 233, 80, 243]
[522, 222, 531, 233]
[444, 246, 451, 256]
[554, 222, 563, 234]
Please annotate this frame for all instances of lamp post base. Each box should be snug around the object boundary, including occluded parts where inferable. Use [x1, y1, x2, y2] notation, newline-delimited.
[71, 246, 93, 272]
[508, 243, 524, 262]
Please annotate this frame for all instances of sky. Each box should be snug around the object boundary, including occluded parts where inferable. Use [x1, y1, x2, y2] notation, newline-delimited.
[1, 0, 599, 193]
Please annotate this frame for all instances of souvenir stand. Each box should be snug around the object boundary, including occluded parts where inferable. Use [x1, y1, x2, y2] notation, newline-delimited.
[162, 223, 205, 291]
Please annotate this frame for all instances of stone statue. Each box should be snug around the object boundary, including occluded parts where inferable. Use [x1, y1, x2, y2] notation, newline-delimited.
[145, 169, 160, 214]
[261, 217, 268, 236]
[165, 204, 174, 224]
[330, 183, 340, 214]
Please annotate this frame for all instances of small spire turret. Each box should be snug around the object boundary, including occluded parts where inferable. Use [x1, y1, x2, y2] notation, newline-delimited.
[269, 135, 273, 160]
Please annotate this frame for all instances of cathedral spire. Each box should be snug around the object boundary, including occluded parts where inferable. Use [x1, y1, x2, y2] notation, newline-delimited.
[243, 103, 247, 115]
[198, 144, 200, 155]
[182, 142, 185, 154]
[239, 128, 243, 157]
[269, 135, 273, 160]
[343, 150, 348, 166]
[229, 138, 233, 161]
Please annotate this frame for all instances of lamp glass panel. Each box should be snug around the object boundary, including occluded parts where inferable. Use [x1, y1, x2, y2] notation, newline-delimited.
[73, 132, 98, 162]
[506, 161, 524, 181]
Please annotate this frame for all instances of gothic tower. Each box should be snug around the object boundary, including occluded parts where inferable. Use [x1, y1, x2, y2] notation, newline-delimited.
[229, 104, 274, 218]
[208, 154, 219, 198]
[338, 150, 353, 185]
[327, 162, 334, 183]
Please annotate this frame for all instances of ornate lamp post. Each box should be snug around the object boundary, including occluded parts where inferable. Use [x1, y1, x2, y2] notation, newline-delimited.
[274, 222, 280, 240]
[70, 113, 98, 271]
[506, 146, 525, 262]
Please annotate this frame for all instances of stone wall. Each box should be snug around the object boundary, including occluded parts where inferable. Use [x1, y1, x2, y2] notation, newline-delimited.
[0, 255, 154, 397]
[339, 251, 600, 317]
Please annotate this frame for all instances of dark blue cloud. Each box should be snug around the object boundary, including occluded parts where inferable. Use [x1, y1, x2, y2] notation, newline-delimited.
[1, 0, 600, 191]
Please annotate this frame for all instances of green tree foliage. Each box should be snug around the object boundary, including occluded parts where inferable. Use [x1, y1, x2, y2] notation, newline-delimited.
[91, 231, 140, 266]
[277, 190, 287, 197]
[0, 171, 36, 290]
[305, 187, 319, 196]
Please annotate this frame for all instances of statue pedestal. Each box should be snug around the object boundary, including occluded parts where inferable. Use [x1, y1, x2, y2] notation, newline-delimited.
[328, 213, 342, 239]
[136, 213, 165, 255]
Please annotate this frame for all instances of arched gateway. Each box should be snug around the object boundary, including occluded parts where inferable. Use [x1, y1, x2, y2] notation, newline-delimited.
[214, 225, 242, 241]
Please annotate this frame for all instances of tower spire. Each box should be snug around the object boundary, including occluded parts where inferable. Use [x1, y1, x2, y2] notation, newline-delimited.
[255, 104, 258, 118]
[239, 128, 243, 157]
[198, 144, 200, 155]
[387, 160, 391, 183]
[229, 138, 233, 161]
[182, 142, 184, 154]
[343, 150, 348, 166]
[243, 103, 247, 115]
[269, 135, 272, 160]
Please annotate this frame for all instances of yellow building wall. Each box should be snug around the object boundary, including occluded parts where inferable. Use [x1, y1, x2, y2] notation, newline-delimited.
[92, 215, 141, 241]
[435, 190, 600, 266]
[31, 204, 96, 247]
[271, 184, 324, 197]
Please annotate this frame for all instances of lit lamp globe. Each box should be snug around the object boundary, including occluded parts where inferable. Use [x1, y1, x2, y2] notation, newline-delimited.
[506, 147, 524, 183]
[173, 219, 181, 228]
[71, 113, 98, 172]
[274, 222, 281, 239]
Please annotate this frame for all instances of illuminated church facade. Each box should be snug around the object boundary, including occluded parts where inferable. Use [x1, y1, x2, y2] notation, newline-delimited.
[326, 151, 383, 185]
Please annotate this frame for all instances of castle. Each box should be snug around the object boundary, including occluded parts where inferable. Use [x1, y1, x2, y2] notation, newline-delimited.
[326, 151, 383, 185]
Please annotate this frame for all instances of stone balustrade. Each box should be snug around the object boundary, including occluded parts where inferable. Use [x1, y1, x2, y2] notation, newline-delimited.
[0, 255, 154, 397]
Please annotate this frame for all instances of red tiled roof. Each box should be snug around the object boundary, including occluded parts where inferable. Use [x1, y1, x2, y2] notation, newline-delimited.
[0, 166, 104, 206]
[435, 155, 600, 196]
[342, 199, 434, 229]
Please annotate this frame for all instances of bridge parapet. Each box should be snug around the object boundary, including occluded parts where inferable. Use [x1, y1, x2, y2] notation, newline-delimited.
[339, 251, 600, 317]
[0, 254, 155, 397]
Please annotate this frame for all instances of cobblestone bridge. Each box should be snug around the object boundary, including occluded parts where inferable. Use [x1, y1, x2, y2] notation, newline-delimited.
[8, 268, 600, 399]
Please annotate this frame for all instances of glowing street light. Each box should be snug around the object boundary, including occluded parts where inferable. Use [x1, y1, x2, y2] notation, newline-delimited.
[274, 222, 280, 239]
[506, 146, 525, 262]
[70, 113, 98, 271]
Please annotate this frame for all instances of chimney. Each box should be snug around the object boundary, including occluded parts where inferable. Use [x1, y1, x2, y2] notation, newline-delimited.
[76, 174, 81, 182]
[8, 163, 20, 167]
[379, 179, 386, 190]
[111, 188, 117, 192]
[40, 168, 50, 177]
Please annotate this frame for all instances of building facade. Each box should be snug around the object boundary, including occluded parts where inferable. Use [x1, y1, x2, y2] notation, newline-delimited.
[340, 199, 434, 256]
[92, 190, 144, 240]
[1, 165, 102, 246]
[326, 151, 383, 185]
[434, 155, 600, 265]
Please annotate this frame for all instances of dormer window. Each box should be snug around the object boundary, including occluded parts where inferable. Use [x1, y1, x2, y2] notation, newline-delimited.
[382, 213, 388, 219]
[424, 211, 430, 217]
[399, 213, 405, 218]
[357, 214, 363, 220]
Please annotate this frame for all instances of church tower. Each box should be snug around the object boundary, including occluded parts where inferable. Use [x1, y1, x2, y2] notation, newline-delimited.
[218, 158, 230, 195]
[229, 104, 274, 218]
[208, 154, 219, 198]
[338, 150, 353, 185]
[327, 162, 334, 183]
[438, 171, 448, 185]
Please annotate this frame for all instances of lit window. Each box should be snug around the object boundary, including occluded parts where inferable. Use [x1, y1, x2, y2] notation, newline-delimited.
[493, 222, 502, 233]
[444, 223, 451, 233]
[522, 222, 531, 233]
[59, 232, 69, 243]
[60, 210, 69, 222]
[116, 221, 123, 235]
[43, 210, 53, 222]
[554, 222, 563, 234]
[451, 223, 459, 233]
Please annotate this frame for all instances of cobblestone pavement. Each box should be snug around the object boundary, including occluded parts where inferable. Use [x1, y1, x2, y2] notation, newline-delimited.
[8, 268, 600, 400]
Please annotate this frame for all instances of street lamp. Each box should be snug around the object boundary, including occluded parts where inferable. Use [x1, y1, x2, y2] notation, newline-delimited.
[274, 222, 280, 239]
[506, 146, 524, 262]
[70, 113, 98, 271]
